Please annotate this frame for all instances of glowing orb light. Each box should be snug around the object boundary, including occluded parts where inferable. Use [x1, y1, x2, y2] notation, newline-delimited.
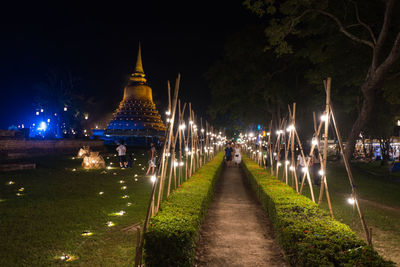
[347, 197, 355, 205]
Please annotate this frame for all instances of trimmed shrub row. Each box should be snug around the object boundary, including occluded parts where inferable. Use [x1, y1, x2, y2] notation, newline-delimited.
[143, 152, 224, 267]
[242, 156, 393, 266]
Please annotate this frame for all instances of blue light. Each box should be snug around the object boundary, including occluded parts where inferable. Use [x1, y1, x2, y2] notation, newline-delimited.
[257, 124, 261, 130]
[37, 121, 47, 131]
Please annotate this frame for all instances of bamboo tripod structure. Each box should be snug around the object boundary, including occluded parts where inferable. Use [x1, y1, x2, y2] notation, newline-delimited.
[242, 77, 372, 247]
[134, 74, 222, 266]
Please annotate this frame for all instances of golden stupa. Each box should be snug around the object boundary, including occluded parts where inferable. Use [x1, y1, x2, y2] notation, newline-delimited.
[104, 44, 166, 145]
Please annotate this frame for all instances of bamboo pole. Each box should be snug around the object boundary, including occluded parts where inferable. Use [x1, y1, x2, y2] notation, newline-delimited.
[300, 119, 324, 194]
[290, 103, 299, 192]
[156, 74, 180, 212]
[328, 89, 372, 245]
[268, 120, 274, 174]
[293, 129, 315, 202]
[321, 78, 334, 218]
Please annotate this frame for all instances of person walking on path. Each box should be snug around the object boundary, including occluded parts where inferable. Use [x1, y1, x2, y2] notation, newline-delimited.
[312, 150, 321, 186]
[116, 140, 128, 168]
[146, 143, 157, 175]
[296, 153, 305, 179]
[233, 143, 242, 166]
[224, 143, 233, 167]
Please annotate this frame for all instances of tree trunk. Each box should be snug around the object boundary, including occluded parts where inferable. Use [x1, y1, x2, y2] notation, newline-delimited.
[344, 73, 382, 161]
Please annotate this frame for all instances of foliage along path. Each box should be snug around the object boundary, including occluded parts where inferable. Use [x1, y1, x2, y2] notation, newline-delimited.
[194, 165, 287, 266]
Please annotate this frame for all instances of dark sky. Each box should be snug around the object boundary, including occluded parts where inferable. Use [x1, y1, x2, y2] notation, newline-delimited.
[0, 2, 260, 128]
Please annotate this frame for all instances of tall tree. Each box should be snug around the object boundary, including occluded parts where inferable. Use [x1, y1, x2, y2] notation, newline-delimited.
[244, 0, 400, 161]
[206, 25, 314, 133]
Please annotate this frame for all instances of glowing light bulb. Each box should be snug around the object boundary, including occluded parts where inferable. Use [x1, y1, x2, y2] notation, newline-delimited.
[302, 167, 308, 173]
[318, 169, 324, 176]
[151, 175, 156, 183]
[117, 210, 125, 216]
[286, 125, 294, 132]
[99, 191, 104, 195]
[289, 166, 295, 171]
[121, 186, 127, 190]
[201, 129, 204, 133]
[285, 161, 290, 165]
[7, 181, 14, 185]
[312, 139, 318, 145]
[106, 221, 115, 227]
[72, 168, 76, 172]
[127, 202, 132, 206]
[277, 162, 282, 166]
[107, 166, 111, 170]
[60, 254, 70, 261]
[122, 195, 129, 199]
[347, 197, 355, 205]
[174, 161, 178, 167]
[134, 174, 138, 177]
[179, 161, 184, 166]
[119, 180, 125, 184]
[165, 110, 171, 116]
[320, 114, 328, 121]
[81, 230, 93, 237]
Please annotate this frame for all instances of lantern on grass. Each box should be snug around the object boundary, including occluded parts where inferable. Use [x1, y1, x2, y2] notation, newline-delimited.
[82, 152, 106, 169]
[77, 146, 90, 158]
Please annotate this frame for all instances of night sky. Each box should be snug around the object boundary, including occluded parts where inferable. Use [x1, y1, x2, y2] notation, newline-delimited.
[0, 2, 260, 129]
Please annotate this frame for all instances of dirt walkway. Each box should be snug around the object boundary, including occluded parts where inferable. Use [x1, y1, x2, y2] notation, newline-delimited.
[194, 165, 287, 267]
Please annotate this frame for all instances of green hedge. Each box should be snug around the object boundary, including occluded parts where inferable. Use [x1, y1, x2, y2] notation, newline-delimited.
[143, 152, 224, 267]
[242, 156, 393, 267]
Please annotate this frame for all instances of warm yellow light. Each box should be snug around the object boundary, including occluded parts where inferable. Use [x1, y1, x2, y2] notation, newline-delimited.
[81, 230, 93, 237]
[121, 186, 127, 190]
[106, 221, 115, 227]
[151, 175, 156, 183]
[347, 197, 355, 205]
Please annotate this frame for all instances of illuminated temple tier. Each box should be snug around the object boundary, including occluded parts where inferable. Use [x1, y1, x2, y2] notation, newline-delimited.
[104, 45, 166, 146]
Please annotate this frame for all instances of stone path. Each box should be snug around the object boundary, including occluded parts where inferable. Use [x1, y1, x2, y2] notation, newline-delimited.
[194, 165, 287, 267]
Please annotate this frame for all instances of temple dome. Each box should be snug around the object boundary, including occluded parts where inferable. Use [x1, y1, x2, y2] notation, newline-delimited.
[123, 83, 153, 102]
[105, 43, 166, 141]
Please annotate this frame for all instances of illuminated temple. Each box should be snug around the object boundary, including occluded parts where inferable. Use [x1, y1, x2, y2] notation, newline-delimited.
[102, 45, 166, 146]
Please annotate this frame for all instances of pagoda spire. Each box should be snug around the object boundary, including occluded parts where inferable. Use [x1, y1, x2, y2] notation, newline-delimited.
[135, 42, 144, 74]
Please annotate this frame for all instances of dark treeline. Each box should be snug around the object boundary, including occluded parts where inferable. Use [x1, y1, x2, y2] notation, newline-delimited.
[206, 0, 400, 160]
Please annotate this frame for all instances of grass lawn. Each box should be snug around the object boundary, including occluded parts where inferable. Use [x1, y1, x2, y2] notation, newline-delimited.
[298, 161, 400, 265]
[0, 151, 154, 266]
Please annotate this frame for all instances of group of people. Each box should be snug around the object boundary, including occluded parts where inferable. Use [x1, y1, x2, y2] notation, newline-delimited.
[296, 150, 321, 186]
[115, 141, 157, 175]
[224, 143, 242, 167]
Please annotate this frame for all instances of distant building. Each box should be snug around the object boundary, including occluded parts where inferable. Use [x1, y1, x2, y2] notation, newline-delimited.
[102, 44, 166, 146]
